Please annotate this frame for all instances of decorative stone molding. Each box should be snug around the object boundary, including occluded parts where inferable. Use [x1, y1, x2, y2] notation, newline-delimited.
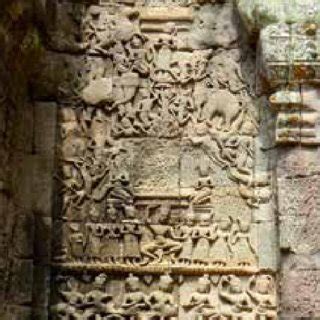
[237, 1, 320, 317]
[237, 1, 320, 145]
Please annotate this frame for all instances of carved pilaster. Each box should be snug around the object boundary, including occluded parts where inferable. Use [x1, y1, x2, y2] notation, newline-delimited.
[236, 0, 320, 317]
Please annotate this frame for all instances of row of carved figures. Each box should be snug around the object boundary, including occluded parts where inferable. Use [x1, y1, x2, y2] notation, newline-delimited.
[51, 273, 276, 320]
[61, 215, 257, 267]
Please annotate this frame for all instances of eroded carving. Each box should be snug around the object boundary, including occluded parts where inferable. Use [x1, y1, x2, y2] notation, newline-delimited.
[51, 1, 276, 319]
[51, 273, 277, 319]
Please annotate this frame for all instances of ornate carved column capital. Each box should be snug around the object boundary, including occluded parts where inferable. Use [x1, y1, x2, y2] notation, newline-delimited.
[237, 0, 320, 145]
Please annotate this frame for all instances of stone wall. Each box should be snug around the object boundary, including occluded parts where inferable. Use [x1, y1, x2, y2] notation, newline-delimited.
[39, 1, 277, 319]
[0, 1, 55, 318]
[2, 0, 320, 319]
[238, 1, 320, 318]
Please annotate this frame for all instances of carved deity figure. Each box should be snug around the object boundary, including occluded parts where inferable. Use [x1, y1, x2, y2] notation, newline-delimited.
[147, 274, 178, 317]
[122, 221, 142, 264]
[69, 223, 85, 260]
[140, 205, 182, 264]
[192, 153, 215, 205]
[230, 219, 257, 267]
[174, 209, 196, 265]
[51, 277, 84, 320]
[101, 224, 122, 263]
[84, 274, 116, 317]
[83, 7, 115, 54]
[219, 275, 253, 318]
[121, 274, 148, 315]
[247, 275, 277, 319]
[192, 213, 214, 265]
[150, 22, 178, 84]
[169, 86, 194, 126]
[126, 33, 149, 76]
[85, 223, 104, 261]
[136, 87, 156, 132]
[209, 217, 232, 266]
[183, 275, 217, 319]
[140, 223, 182, 264]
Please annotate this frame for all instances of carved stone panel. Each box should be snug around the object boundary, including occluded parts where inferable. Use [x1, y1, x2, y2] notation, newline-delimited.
[51, 272, 277, 320]
[50, 0, 277, 318]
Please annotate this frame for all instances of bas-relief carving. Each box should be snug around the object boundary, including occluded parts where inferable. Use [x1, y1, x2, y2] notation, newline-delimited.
[51, 0, 276, 318]
[55, 206, 259, 270]
[51, 273, 277, 320]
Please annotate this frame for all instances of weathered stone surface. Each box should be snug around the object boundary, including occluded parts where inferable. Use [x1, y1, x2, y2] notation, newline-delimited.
[46, 1, 278, 319]
[6, 305, 32, 320]
[8, 259, 33, 305]
[4, 0, 320, 318]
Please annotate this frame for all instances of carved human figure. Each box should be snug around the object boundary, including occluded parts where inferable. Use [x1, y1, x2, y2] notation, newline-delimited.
[84, 7, 115, 54]
[230, 219, 257, 267]
[183, 274, 217, 319]
[120, 274, 148, 315]
[67, 155, 109, 205]
[174, 209, 196, 265]
[105, 203, 118, 222]
[188, 123, 228, 170]
[101, 224, 122, 263]
[126, 33, 149, 76]
[122, 221, 142, 264]
[153, 22, 177, 68]
[247, 275, 277, 319]
[140, 223, 182, 264]
[112, 55, 140, 113]
[140, 204, 182, 264]
[69, 223, 85, 260]
[169, 86, 194, 126]
[84, 274, 116, 317]
[193, 50, 212, 82]
[51, 277, 84, 320]
[192, 213, 213, 265]
[219, 275, 253, 318]
[192, 153, 215, 205]
[147, 274, 178, 317]
[136, 87, 156, 132]
[209, 217, 233, 266]
[107, 172, 134, 209]
[238, 118, 257, 163]
[85, 223, 104, 261]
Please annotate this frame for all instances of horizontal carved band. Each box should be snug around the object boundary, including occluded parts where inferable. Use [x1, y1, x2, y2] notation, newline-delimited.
[52, 262, 275, 276]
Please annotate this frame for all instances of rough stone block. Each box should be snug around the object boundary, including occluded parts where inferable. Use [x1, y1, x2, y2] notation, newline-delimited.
[33, 217, 52, 262]
[33, 102, 57, 157]
[10, 103, 34, 153]
[13, 212, 34, 258]
[32, 266, 50, 308]
[5, 305, 32, 320]
[8, 259, 33, 305]
[257, 221, 278, 271]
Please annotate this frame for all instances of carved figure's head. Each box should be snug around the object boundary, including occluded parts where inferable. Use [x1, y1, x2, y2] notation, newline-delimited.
[159, 274, 174, 292]
[229, 275, 243, 294]
[254, 275, 274, 295]
[185, 208, 196, 226]
[197, 274, 211, 294]
[94, 273, 108, 289]
[125, 273, 141, 292]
